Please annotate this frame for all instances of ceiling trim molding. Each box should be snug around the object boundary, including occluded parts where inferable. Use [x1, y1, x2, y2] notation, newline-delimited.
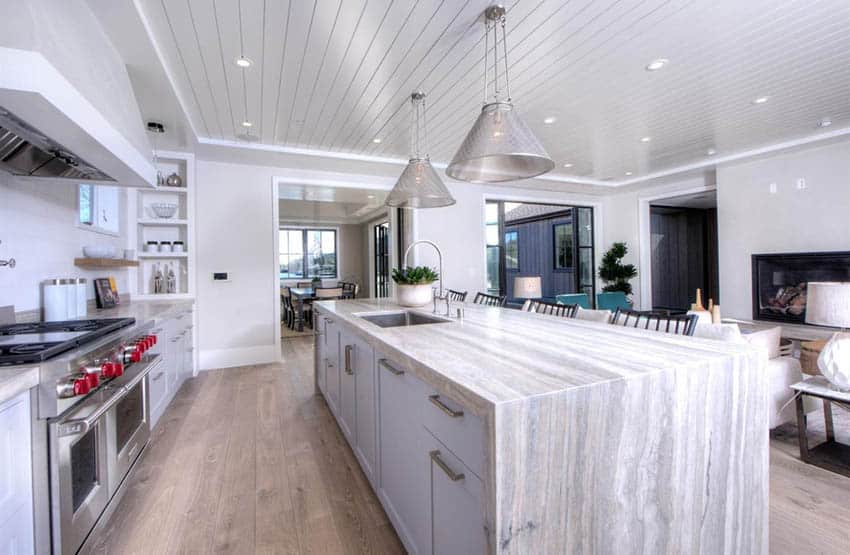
[617, 126, 850, 187]
[200, 136, 613, 187]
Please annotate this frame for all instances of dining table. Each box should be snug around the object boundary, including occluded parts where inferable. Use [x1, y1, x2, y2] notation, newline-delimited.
[289, 287, 317, 332]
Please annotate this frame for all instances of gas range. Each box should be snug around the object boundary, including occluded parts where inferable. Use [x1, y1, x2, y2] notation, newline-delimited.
[0, 318, 136, 366]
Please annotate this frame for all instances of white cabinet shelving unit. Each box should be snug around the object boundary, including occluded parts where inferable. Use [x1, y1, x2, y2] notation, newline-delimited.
[128, 151, 196, 300]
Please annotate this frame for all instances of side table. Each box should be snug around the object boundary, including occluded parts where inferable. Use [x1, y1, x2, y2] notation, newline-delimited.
[791, 376, 850, 477]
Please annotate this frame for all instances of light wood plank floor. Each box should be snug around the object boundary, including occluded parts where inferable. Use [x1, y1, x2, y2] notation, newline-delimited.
[90, 336, 850, 554]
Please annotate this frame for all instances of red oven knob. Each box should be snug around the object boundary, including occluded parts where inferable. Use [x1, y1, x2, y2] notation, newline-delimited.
[130, 350, 142, 363]
[113, 362, 124, 376]
[149, 334, 158, 346]
[73, 378, 91, 396]
[135, 340, 147, 353]
[85, 372, 99, 389]
[101, 361, 115, 378]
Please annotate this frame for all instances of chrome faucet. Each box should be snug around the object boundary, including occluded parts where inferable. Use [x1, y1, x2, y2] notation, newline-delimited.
[403, 240, 448, 315]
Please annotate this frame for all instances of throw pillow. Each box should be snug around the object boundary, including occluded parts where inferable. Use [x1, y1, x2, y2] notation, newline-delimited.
[743, 326, 782, 359]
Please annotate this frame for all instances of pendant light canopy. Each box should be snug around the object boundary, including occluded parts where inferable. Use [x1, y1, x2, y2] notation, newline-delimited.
[446, 5, 554, 183]
[386, 91, 456, 209]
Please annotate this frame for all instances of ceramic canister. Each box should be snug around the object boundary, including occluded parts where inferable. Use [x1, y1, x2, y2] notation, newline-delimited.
[43, 279, 68, 321]
[75, 278, 87, 317]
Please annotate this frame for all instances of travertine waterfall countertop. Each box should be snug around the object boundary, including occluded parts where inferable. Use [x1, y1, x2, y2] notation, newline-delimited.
[314, 298, 757, 409]
[314, 298, 769, 553]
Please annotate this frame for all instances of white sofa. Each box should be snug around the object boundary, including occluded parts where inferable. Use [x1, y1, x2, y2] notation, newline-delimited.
[692, 322, 816, 428]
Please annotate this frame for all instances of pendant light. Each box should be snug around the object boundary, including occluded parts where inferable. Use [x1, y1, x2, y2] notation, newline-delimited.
[386, 91, 456, 209]
[446, 5, 554, 183]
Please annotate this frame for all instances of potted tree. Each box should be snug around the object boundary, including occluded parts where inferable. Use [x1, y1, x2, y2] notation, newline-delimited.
[392, 266, 439, 307]
[597, 242, 638, 310]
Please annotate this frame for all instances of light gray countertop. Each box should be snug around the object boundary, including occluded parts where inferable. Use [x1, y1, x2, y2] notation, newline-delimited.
[0, 365, 38, 407]
[314, 298, 757, 409]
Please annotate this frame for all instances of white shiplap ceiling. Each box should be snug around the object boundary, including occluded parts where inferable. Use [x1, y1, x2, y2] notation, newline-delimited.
[134, 0, 850, 184]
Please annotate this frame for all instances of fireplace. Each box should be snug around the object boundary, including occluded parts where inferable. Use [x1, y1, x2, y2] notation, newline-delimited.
[752, 251, 850, 324]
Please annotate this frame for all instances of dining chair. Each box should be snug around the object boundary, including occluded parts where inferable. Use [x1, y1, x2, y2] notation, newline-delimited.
[555, 293, 590, 309]
[473, 292, 507, 307]
[524, 300, 578, 317]
[315, 287, 344, 299]
[446, 289, 468, 302]
[296, 281, 313, 288]
[340, 282, 357, 299]
[280, 287, 295, 330]
[611, 308, 699, 336]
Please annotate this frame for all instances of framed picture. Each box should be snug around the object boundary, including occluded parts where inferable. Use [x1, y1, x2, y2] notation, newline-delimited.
[94, 277, 118, 308]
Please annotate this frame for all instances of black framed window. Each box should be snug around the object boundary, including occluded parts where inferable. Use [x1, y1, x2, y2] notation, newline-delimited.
[485, 201, 502, 295]
[279, 228, 337, 279]
[505, 231, 519, 270]
[553, 223, 573, 269]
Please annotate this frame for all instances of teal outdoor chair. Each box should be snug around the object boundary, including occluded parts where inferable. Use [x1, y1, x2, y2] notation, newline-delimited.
[596, 291, 631, 311]
[555, 293, 590, 309]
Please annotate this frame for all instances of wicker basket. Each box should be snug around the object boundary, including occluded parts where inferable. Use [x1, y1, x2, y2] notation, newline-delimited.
[800, 339, 827, 376]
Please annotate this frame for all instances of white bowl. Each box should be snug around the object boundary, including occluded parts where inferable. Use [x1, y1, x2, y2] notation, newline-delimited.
[83, 246, 119, 258]
[150, 203, 178, 219]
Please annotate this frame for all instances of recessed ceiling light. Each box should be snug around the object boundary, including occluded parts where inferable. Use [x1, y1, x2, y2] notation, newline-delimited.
[752, 96, 770, 105]
[543, 116, 557, 124]
[562, 163, 573, 168]
[241, 120, 253, 127]
[625, 171, 633, 176]
[819, 118, 832, 128]
[372, 137, 382, 144]
[645, 58, 668, 71]
[706, 148, 716, 156]
[640, 136, 652, 143]
[235, 56, 253, 68]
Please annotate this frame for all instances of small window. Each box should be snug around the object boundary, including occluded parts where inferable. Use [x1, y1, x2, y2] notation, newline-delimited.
[279, 228, 338, 279]
[554, 223, 573, 269]
[505, 230, 518, 270]
[78, 184, 120, 235]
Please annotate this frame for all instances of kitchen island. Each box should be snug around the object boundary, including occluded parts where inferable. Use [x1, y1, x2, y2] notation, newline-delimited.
[312, 299, 768, 554]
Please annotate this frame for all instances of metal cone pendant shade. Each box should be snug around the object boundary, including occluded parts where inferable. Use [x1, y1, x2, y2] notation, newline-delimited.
[447, 5, 554, 183]
[386, 91, 455, 209]
[386, 158, 455, 208]
[446, 101, 554, 183]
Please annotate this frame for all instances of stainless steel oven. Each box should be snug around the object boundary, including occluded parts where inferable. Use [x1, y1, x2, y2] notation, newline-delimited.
[48, 354, 159, 554]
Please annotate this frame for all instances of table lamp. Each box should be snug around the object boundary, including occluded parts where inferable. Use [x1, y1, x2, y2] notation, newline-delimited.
[805, 282, 850, 391]
[514, 276, 542, 300]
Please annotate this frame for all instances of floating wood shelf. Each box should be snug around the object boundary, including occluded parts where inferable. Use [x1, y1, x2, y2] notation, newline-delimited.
[74, 258, 140, 268]
[137, 218, 189, 226]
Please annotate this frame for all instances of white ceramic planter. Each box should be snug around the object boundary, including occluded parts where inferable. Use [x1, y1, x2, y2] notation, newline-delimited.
[396, 283, 434, 307]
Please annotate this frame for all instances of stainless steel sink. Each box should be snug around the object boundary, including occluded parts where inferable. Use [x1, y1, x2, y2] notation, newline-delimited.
[356, 310, 450, 328]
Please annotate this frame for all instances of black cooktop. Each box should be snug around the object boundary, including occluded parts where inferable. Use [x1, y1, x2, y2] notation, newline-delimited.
[0, 318, 136, 366]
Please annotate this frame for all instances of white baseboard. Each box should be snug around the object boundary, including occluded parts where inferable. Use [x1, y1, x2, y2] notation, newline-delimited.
[199, 344, 281, 370]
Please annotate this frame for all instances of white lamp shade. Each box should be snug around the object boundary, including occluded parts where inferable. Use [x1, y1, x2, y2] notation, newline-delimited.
[805, 282, 850, 328]
[514, 276, 542, 299]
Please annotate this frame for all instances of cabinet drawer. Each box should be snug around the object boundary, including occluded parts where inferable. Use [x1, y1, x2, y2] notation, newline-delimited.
[423, 389, 484, 479]
[425, 432, 486, 555]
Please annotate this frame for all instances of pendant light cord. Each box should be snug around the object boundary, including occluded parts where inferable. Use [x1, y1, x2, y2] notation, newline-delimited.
[501, 15, 511, 102]
[483, 12, 511, 103]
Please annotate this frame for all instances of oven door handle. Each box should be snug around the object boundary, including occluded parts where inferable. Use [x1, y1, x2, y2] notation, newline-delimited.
[56, 355, 161, 438]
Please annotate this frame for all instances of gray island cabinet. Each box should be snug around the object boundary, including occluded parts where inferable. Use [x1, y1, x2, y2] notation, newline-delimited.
[313, 299, 768, 554]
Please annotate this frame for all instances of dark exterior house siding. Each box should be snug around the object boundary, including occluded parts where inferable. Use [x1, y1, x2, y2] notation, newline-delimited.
[505, 213, 575, 300]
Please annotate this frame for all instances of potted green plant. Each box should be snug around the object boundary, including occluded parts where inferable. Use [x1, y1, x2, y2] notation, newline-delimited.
[392, 266, 439, 307]
[598, 242, 638, 308]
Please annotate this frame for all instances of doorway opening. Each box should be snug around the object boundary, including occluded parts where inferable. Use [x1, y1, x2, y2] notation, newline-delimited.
[649, 190, 719, 312]
[276, 184, 390, 339]
[485, 200, 596, 307]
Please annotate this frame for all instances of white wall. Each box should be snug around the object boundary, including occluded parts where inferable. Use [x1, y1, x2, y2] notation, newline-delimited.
[0, 172, 129, 312]
[717, 140, 850, 319]
[0, 0, 149, 157]
[414, 181, 606, 298]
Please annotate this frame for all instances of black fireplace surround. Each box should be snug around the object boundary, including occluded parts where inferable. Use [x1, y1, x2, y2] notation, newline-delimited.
[752, 251, 850, 324]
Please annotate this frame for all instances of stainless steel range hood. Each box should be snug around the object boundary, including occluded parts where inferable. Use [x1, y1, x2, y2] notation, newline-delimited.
[0, 107, 113, 181]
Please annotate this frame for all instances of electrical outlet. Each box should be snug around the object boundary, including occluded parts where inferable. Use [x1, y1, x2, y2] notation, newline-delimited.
[796, 178, 807, 190]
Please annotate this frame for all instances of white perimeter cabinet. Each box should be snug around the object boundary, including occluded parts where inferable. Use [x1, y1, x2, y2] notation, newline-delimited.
[149, 306, 196, 428]
[314, 310, 487, 554]
[0, 391, 34, 554]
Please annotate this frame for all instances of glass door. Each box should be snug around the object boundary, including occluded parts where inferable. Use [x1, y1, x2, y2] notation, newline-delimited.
[374, 221, 390, 298]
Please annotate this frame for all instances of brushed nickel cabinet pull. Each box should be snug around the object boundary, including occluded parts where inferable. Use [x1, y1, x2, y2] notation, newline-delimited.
[429, 394, 463, 418]
[430, 450, 465, 482]
[344, 345, 353, 375]
[379, 358, 404, 376]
